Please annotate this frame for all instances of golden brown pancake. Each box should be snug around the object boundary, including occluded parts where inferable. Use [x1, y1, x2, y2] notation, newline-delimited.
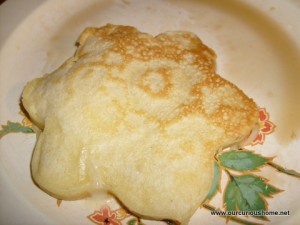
[22, 24, 258, 224]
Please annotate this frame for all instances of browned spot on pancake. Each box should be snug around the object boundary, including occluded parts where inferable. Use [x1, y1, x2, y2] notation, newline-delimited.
[138, 68, 172, 97]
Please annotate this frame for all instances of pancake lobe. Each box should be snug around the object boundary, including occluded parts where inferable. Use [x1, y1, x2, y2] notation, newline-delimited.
[22, 24, 258, 224]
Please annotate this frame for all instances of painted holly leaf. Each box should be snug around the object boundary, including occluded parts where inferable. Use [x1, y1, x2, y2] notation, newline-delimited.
[204, 161, 221, 201]
[0, 121, 34, 139]
[219, 150, 270, 172]
[224, 174, 281, 221]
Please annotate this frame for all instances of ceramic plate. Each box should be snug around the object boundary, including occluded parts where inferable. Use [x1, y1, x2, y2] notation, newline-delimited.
[1, 0, 300, 224]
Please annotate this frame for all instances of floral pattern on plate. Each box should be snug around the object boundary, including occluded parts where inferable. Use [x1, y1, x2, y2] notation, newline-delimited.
[1, 108, 299, 225]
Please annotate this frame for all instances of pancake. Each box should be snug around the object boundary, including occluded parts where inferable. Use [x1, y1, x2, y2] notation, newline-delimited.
[22, 24, 258, 224]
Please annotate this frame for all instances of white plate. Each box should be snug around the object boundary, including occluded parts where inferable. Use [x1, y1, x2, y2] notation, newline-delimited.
[1, 0, 300, 224]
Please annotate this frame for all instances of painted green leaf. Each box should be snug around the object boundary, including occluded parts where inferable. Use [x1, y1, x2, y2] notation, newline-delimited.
[127, 218, 144, 225]
[127, 219, 136, 225]
[224, 177, 240, 211]
[0, 121, 34, 139]
[268, 161, 300, 178]
[219, 150, 269, 172]
[224, 174, 281, 221]
[204, 161, 221, 201]
[234, 174, 281, 197]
